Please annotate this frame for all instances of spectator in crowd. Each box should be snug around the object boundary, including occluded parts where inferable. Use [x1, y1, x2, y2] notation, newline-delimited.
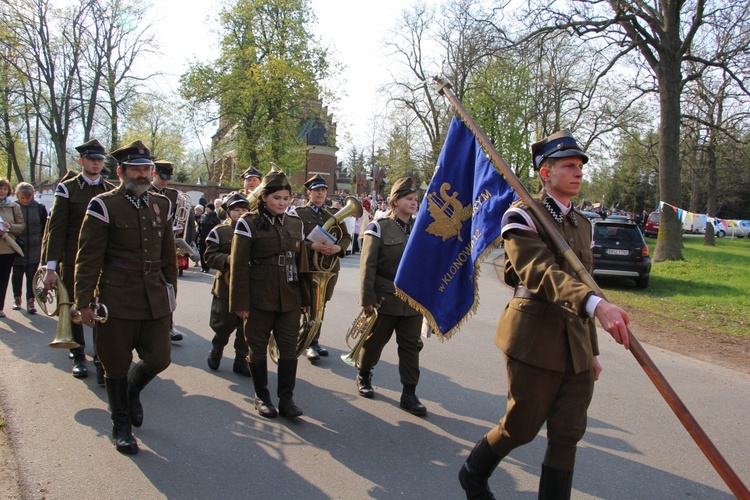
[11, 183, 47, 314]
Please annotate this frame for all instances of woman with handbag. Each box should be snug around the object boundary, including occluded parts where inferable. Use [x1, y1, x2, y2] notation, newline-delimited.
[0, 178, 25, 318]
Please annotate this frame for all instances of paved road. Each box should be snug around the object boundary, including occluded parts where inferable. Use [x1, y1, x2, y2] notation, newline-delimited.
[0, 251, 747, 499]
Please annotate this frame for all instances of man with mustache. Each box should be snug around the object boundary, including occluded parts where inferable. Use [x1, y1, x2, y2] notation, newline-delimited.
[74, 140, 177, 455]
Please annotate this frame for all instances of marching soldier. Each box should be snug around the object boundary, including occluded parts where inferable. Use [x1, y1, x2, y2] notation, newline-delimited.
[458, 130, 631, 499]
[229, 170, 310, 419]
[41, 138, 115, 383]
[74, 140, 177, 455]
[295, 174, 352, 361]
[356, 177, 426, 415]
[204, 193, 251, 377]
[239, 166, 262, 197]
[150, 160, 183, 342]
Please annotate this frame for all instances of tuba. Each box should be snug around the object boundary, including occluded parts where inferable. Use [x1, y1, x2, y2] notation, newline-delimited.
[33, 267, 108, 349]
[313, 196, 363, 272]
[268, 270, 335, 364]
[174, 193, 199, 262]
[340, 299, 383, 368]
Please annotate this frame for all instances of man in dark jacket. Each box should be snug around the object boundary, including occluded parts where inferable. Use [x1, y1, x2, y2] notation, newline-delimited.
[198, 203, 220, 272]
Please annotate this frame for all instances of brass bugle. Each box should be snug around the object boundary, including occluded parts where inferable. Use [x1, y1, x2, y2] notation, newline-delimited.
[33, 267, 79, 349]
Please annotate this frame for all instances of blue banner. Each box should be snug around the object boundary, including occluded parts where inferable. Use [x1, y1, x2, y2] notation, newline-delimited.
[394, 116, 516, 339]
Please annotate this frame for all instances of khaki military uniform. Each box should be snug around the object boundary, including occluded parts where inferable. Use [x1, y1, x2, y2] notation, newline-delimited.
[74, 185, 177, 378]
[204, 222, 248, 357]
[229, 211, 309, 363]
[487, 190, 599, 471]
[295, 203, 352, 301]
[149, 184, 178, 214]
[42, 173, 115, 355]
[358, 216, 423, 385]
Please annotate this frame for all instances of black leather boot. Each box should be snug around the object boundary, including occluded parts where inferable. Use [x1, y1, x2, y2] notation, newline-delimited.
[233, 356, 252, 377]
[277, 359, 303, 418]
[207, 347, 222, 370]
[105, 377, 138, 455]
[400, 384, 427, 415]
[94, 359, 105, 386]
[458, 437, 503, 500]
[127, 362, 157, 428]
[249, 361, 277, 418]
[356, 370, 374, 398]
[71, 353, 88, 378]
[538, 464, 573, 500]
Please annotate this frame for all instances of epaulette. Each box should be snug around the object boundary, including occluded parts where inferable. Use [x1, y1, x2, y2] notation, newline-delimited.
[54, 183, 69, 198]
[234, 217, 252, 238]
[363, 220, 381, 238]
[85, 197, 109, 224]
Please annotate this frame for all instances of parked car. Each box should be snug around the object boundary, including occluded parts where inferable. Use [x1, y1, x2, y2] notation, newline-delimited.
[643, 211, 659, 237]
[725, 220, 750, 238]
[582, 211, 603, 222]
[605, 214, 635, 222]
[591, 220, 652, 288]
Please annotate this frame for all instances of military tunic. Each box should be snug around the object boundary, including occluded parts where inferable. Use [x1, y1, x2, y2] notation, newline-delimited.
[295, 203, 352, 301]
[204, 222, 248, 357]
[229, 211, 309, 363]
[41, 173, 114, 355]
[358, 216, 423, 385]
[74, 185, 177, 378]
[487, 190, 599, 471]
[42, 174, 115, 291]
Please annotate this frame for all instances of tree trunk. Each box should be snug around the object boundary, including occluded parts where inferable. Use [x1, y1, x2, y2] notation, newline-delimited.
[652, 55, 684, 261]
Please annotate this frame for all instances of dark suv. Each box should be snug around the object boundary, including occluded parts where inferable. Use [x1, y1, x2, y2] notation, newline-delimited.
[591, 220, 652, 288]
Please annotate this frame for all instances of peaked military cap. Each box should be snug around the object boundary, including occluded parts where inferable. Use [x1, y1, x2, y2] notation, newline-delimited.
[154, 160, 174, 179]
[110, 140, 154, 166]
[390, 177, 417, 199]
[531, 129, 588, 170]
[75, 139, 107, 159]
[242, 166, 262, 179]
[225, 192, 251, 209]
[304, 174, 328, 191]
[264, 171, 292, 192]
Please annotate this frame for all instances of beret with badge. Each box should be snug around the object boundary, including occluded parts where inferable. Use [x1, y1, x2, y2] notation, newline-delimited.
[390, 177, 417, 199]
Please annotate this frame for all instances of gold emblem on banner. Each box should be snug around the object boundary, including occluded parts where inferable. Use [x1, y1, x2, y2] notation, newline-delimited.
[425, 182, 472, 241]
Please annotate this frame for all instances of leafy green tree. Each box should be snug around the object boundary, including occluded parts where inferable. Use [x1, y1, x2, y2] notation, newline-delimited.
[180, 0, 329, 177]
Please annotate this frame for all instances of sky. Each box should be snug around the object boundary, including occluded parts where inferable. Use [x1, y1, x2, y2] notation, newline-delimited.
[145, 0, 408, 154]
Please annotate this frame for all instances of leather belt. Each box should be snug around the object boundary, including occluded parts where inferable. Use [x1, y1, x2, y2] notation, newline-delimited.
[514, 285, 541, 301]
[105, 257, 165, 273]
[252, 255, 288, 267]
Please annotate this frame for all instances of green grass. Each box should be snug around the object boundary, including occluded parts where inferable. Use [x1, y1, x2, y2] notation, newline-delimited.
[598, 237, 750, 338]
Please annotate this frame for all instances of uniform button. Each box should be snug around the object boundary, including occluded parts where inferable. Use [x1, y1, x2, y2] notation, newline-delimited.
[144, 238, 148, 241]
[564, 301, 570, 307]
[569, 237, 574, 244]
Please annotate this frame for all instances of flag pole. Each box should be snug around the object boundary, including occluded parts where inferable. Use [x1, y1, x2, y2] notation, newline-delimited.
[434, 76, 749, 497]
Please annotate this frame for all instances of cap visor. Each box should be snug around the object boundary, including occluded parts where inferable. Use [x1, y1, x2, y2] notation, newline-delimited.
[122, 158, 154, 166]
[308, 183, 327, 190]
[85, 154, 106, 159]
[546, 149, 589, 163]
